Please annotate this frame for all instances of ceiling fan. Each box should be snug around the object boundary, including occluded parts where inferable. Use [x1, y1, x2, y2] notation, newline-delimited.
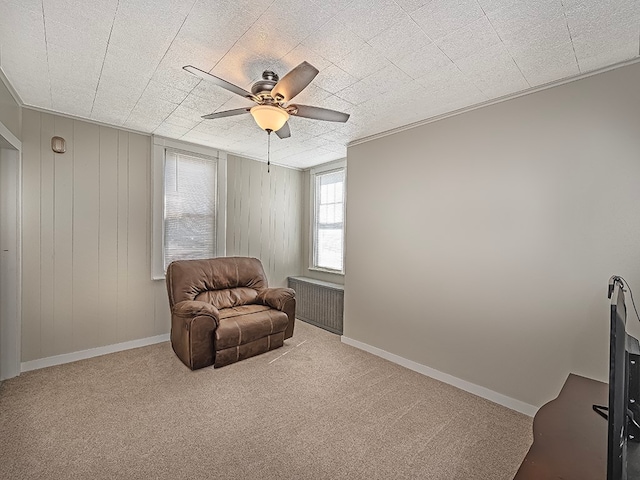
[182, 61, 350, 139]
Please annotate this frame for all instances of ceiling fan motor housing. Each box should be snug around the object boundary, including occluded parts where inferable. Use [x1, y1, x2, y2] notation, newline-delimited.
[251, 70, 280, 98]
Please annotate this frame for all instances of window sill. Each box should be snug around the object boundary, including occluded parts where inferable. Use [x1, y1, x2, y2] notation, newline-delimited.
[309, 267, 345, 276]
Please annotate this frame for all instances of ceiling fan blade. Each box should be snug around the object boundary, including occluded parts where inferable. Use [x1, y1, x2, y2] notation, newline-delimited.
[201, 108, 251, 120]
[289, 104, 350, 123]
[271, 61, 319, 102]
[275, 121, 291, 139]
[183, 65, 255, 100]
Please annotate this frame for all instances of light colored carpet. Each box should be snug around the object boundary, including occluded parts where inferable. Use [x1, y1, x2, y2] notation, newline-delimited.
[0, 321, 532, 480]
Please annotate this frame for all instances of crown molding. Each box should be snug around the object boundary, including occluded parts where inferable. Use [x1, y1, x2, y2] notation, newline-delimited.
[348, 56, 640, 148]
[24, 105, 305, 171]
[307, 157, 346, 173]
[22, 105, 151, 137]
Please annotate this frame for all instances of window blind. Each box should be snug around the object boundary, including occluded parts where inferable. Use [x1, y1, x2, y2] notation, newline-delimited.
[164, 149, 217, 270]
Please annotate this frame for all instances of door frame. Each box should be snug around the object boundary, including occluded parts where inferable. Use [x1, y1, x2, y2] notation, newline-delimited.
[0, 121, 22, 381]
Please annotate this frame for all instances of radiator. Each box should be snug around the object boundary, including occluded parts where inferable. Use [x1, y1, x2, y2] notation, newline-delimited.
[288, 276, 344, 334]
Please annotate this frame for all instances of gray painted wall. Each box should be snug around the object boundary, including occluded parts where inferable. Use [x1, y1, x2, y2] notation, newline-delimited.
[344, 62, 640, 408]
[20, 111, 304, 362]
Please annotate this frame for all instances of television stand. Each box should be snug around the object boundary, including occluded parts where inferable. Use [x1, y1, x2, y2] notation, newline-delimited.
[514, 374, 640, 479]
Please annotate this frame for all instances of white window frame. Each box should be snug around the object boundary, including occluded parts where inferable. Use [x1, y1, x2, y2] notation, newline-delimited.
[152, 136, 226, 280]
[309, 159, 346, 275]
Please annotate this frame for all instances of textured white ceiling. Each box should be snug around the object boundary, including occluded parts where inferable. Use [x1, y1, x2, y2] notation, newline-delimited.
[0, 0, 638, 169]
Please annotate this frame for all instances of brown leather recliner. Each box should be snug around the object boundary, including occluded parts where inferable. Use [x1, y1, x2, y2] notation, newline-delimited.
[165, 257, 295, 369]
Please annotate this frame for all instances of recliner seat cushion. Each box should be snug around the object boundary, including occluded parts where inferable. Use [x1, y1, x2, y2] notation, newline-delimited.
[218, 304, 270, 320]
[215, 306, 288, 350]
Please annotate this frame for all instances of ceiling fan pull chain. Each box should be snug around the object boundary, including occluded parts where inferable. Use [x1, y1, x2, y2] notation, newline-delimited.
[267, 130, 271, 173]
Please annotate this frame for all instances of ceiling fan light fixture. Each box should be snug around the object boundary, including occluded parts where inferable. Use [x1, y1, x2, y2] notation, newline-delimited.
[250, 105, 289, 132]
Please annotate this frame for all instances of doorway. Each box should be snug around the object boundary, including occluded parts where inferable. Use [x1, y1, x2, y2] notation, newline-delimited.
[0, 133, 21, 380]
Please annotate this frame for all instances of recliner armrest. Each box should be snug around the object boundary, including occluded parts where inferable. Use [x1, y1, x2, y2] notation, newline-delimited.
[172, 300, 220, 324]
[256, 288, 295, 311]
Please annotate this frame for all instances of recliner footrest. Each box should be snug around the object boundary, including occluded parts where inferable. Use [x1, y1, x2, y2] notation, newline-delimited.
[214, 332, 285, 368]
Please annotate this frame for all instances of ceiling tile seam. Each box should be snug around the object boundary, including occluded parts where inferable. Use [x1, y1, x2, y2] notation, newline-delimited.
[40, 0, 53, 107]
[360, 36, 418, 81]
[476, 1, 531, 89]
[90, 0, 121, 117]
[402, 9, 486, 99]
[370, 14, 437, 82]
[559, 0, 582, 75]
[200, 0, 279, 81]
[122, 0, 200, 126]
[304, 16, 362, 66]
[390, 0, 412, 16]
[179, 117, 206, 142]
[265, 3, 346, 68]
[175, 124, 196, 140]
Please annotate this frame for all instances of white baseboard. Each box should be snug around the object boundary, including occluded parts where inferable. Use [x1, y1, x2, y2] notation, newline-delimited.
[20, 334, 170, 373]
[340, 335, 538, 417]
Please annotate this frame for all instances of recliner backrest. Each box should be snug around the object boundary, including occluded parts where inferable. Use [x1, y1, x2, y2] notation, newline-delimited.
[194, 287, 258, 309]
[166, 257, 268, 309]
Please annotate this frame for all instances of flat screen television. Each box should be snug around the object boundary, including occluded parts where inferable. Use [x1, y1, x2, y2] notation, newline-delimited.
[603, 276, 640, 480]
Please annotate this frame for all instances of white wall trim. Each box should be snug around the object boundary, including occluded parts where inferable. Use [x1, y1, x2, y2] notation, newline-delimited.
[308, 158, 346, 175]
[217, 151, 227, 257]
[0, 66, 24, 106]
[0, 119, 21, 151]
[21, 334, 170, 373]
[309, 160, 347, 275]
[0, 146, 21, 381]
[151, 136, 226, 280]
[151, 139, 166, 280]
[341, 335, 538, 417]
[349, 56, 640, 148]
[153, 135, 219, 157]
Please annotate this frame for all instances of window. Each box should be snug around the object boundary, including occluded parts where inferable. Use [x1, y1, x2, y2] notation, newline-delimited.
[163, 150, 217, 269]
[311, 162, 346, 273]
[152, 137, 226, 279]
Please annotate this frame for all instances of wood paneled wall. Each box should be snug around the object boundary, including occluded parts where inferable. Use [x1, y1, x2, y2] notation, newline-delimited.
[20, 112, 304, 362]
[226, 155, 303, 287]
[21, 109, 169, 362]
